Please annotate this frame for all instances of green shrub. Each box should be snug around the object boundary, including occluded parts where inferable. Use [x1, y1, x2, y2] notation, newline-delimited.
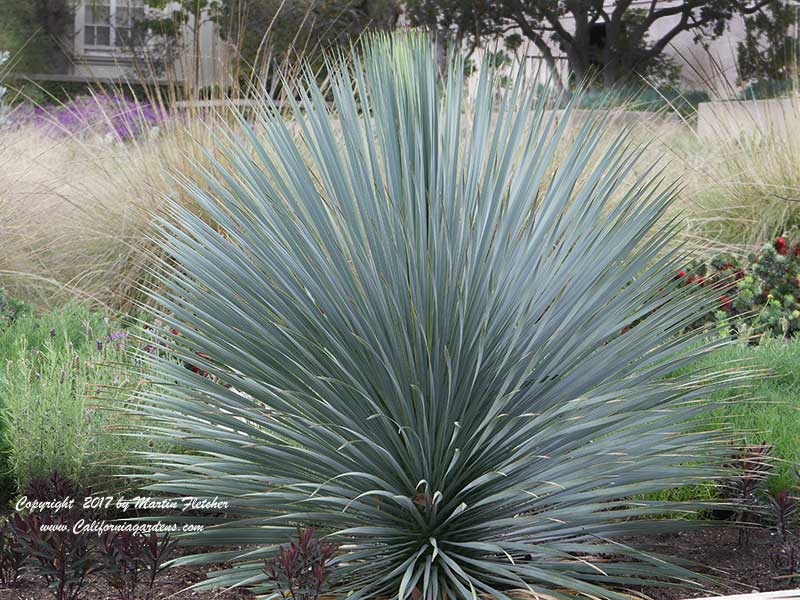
[574, 86, 709, 116]
[0, 288, 33, 503]
[0, 287, 31, 330]
[135, 34, 743, 599]
[0, 302, 155, 494]
[0, 301, 103, 358]
[678, 236, 800, 339]
[740, 78, 799, 100]
[646, 337, 800, 504]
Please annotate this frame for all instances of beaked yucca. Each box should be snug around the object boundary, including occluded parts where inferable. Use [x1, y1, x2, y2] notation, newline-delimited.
[136, 33, 743, 600]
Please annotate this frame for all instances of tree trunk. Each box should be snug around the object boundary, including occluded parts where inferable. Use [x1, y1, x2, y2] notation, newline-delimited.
[540, 51, 566, 94]
[603, 59, 620, 87]
[567, 48, 587, 89]
[525, 34, 566, 94]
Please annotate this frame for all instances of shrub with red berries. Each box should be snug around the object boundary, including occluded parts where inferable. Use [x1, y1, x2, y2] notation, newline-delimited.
[675, 236, 800, 339]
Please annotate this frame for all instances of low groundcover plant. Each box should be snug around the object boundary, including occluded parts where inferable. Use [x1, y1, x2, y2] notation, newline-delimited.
[134, 34, 746, 599]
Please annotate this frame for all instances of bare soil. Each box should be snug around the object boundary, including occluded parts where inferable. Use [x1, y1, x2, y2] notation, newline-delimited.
[0, 527, 795, 599]
[0, 563, 254, 599]
[632, 527, 796, 600]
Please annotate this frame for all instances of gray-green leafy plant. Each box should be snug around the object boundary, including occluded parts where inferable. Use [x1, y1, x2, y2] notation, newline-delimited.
[137, 33, 745, 600]
[1, 304, 155, 492]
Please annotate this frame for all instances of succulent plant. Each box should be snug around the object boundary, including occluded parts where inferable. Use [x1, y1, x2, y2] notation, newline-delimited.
[134, 34, 742, 599]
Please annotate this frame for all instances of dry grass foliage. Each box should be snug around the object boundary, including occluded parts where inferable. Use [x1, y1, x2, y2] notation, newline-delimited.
[2, 68, 799, 311]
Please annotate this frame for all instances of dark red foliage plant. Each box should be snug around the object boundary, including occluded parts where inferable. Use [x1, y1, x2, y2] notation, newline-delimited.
[264, 528, 334, 600]
[99, 531, 144, 600]
[765, 474, 800, 582]
[8, 472, 99, 599]
[141, 532, 178, 600]
[724, 443, 772, 547]
[23, 472, 82, 505]
[97, 531, 177, 600]
[0, 522, 24, 588]
[8, 471, 179, 600]
[10, 512, 99, 600]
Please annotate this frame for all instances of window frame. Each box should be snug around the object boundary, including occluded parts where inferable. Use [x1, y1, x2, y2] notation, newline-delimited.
[82, 0, 145, 51]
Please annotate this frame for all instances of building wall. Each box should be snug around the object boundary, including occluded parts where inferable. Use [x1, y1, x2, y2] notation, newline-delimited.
[54, 0, 228, 87]
[646, 7, 747, 93]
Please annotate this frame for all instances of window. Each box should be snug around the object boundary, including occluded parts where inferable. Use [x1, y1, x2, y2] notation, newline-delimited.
[84, 1, 111, 47]
[83, 0, 145, 49]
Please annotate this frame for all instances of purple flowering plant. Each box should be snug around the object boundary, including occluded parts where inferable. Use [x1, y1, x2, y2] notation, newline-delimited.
[7, 94, 166, 141]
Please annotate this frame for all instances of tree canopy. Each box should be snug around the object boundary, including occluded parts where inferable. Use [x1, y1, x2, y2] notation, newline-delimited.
[0, 0, 75, 74]
[737, 0, 800, 89]
[139, 0, 399, 90]
[405, 0, 773, 88]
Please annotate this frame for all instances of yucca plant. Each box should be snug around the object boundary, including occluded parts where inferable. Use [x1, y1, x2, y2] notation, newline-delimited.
[135, 34, 746, 599]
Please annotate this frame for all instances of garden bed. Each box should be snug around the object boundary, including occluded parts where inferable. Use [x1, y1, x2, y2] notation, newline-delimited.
[4, 33, 800, 600]
[0, 563, 253, 599]
[0, 527, 794, 599]
[633, 528, 796, 599]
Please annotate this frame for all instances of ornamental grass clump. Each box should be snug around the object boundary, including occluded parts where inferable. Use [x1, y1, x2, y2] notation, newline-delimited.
[136, 34, 746, 599]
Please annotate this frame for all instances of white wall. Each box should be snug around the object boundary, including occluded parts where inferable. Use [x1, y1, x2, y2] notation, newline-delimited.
[648, 9, 747, 94]
[68, 1, 230, 88]
[170, 4, 231, 90]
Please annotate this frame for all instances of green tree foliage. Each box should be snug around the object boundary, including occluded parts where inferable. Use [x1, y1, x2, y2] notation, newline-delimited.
[117, 0, 223, 91]
[134, 0, 399, 92]
[217, 0, 399, 81]
[0, 0, 75, 74]
[737, 0, 800, 88]
[405, 0, 771, 88]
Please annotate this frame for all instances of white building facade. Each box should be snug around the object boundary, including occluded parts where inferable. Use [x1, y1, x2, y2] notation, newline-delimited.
[36, 0, 226, 88]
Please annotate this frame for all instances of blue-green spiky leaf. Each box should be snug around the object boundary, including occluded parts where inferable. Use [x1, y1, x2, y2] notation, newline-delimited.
[134, 33, 743, 600]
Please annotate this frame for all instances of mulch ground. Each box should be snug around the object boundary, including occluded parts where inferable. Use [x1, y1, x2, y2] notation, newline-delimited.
[631, 527, 795, 600]
[0, 527, 796, 599]
[0, 563, 255, 599]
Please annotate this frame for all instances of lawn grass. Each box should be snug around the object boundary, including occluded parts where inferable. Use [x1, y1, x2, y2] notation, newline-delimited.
[697, 337, 800, 492]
